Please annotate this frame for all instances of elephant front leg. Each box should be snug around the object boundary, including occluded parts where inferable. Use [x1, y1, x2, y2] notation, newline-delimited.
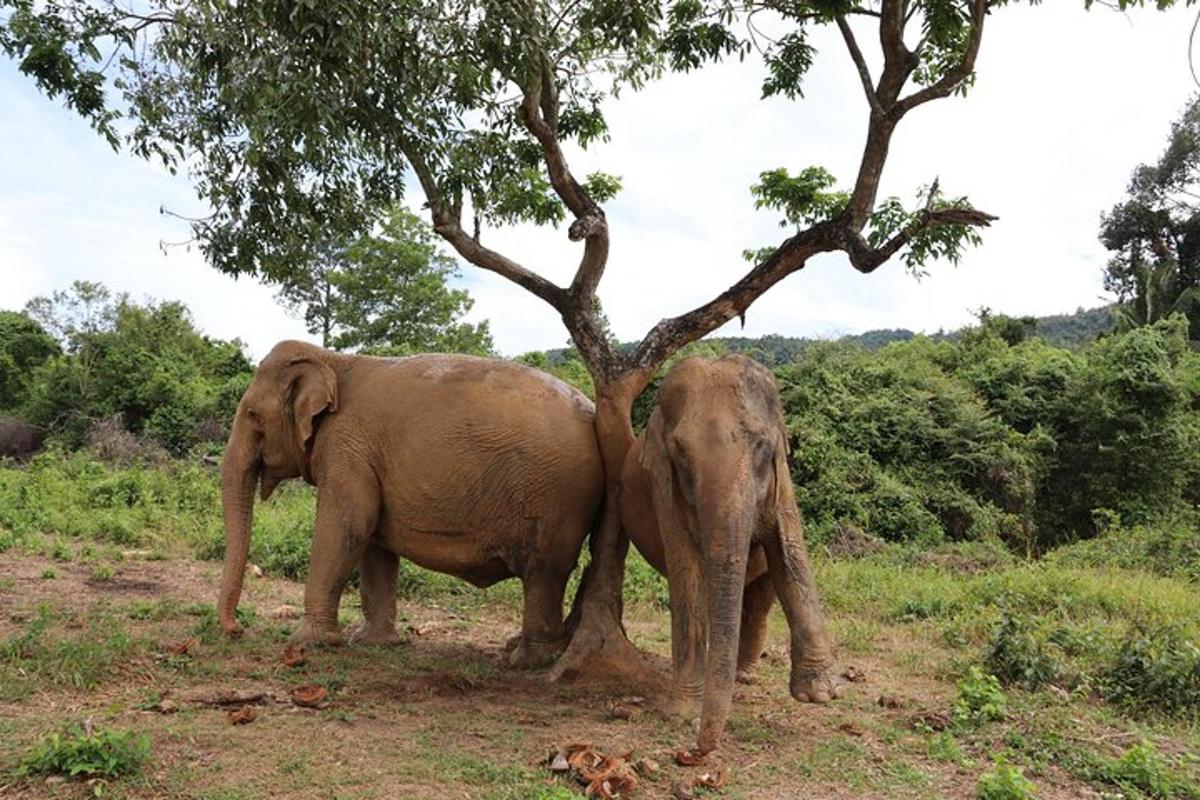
[736, 571, 775, 684]
[291, 484, 378, 647]
[350, 542, 404, 646]
[763, 509, 840, 704]
[663, 538, 707, 718]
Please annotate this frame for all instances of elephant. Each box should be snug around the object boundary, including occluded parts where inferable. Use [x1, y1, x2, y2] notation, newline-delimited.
[217, 340, 604, 668]
[620, 354, 839, 753]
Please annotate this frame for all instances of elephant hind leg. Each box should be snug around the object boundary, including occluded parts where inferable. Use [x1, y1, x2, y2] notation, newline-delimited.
[351, 542, 405, 646]
[507, 566, 570, 669]
[736, 571, 775, 684]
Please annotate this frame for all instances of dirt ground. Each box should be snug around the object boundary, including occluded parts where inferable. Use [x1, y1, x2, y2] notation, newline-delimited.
[0, 551, 1164, 799]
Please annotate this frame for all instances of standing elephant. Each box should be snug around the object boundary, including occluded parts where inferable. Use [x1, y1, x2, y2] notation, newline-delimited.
[218, 340, 603, 668]
[621, 354, 839, 753]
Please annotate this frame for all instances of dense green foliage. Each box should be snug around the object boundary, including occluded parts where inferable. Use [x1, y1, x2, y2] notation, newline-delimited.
[277, 207, 493, 355]
[0, 310, 59, 410]
[12, 283, 253, 455]
[1102, 95, 1200, 339]
[18, 723, 149, 779]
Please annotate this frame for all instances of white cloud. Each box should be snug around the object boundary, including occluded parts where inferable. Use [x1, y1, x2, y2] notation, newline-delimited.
[1, 4, 1197, 357]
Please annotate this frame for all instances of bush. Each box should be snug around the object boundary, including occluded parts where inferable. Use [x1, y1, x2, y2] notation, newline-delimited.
[1102, 625, 1200, 719]
[1092, 743, 1200, 800]
[19, 724, 150, 779]
[976, 759, 1038, 800]
[985, 614, 1060, 690]
[953, 666, 1008, 725]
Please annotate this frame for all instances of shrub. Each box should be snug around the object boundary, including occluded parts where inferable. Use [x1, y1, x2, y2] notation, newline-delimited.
[1093, 743, 1200, 800]
[976, 759, 1037, 800]
[19, 723, 150, 779]
[985, 614, 1060, 690]
[1102, 625, 1200, 719]
[953, 666, 1008, 725]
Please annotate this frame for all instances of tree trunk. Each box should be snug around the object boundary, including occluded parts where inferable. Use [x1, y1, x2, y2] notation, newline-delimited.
[549, 371, 664, 690]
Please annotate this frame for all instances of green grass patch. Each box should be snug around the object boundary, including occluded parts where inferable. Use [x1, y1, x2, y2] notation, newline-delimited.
[18, 723, 150, 780]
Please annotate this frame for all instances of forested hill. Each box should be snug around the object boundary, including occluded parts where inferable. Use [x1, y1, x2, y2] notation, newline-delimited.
[712, 305, 1115, 365]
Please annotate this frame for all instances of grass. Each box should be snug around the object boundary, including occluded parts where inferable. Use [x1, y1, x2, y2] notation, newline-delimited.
[1, 453, 1199, 798]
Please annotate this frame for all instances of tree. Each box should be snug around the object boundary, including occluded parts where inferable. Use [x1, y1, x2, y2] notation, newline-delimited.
[278, 207, 493, 355]
[4, 0, 1192, 678]
[1101, 95, 1200, 339]
[0, 311, 60, 412]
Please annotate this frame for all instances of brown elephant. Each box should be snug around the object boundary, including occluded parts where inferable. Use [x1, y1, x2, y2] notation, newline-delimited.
[620, 354, 839, 753]
[218, 340, 604, 668]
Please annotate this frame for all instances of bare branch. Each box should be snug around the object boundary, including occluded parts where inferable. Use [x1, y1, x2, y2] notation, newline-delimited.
[895, 0, 987, 114]
[402, 140, 569, 312]
[836, 15, 883, 118]
[844, 205, 999, 274]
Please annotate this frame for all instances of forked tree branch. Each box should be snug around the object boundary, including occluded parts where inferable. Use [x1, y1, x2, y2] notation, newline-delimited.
[895, 0, 987, 114]
[843, 206, 999, 274]
[836, 15, 883, 118]
[401, 139, 570, 312]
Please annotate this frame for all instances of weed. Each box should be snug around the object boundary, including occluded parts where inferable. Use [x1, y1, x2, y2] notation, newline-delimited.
[1092, 742, 1200, 799]
[986, 614, 1060, 690]
[40, 568, 56, 579]
[1102, 625, 1200, 719]
[977, 759, 1037, 800]
[18, 723, 150, 779]
[90, 563, 114, 582]
[953, 666, 1008, 725]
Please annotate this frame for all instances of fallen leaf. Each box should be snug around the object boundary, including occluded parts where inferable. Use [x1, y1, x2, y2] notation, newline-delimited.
[549, 749, 571, 773]
[290, 684, 328, 708]
[635, 757, 659, 776]
[838, 721, 866, 737]
[164, 638, 199, 657]
[674, 749, 707, 767]
[270, 605, 301, 620]
[156, 699, 178, 714]
[877, 694, 902, 709]
[281, 644, 306, 668]
[226, 706, 257, 725]
[248, 564, 264, 578]
[842, 665, 867, 682]
[694, 767, 729, 790]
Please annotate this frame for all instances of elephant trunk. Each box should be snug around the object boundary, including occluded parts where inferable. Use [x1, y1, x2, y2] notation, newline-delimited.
[696, 488, 754, 754]
[217, 413, 260, 637]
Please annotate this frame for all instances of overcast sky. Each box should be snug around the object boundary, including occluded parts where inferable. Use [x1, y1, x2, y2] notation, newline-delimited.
[2, 4, 1198, 359]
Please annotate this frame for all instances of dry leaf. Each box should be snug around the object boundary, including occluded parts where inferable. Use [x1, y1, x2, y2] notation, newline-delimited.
[248, 564, 264, 578]
[290, 684, 328, 708]
[156, 699, 178, 714]
[910, 711, 953, 732]
[842, 665, 866, 682]
[281, 645, 306, 667]
[837, 721, 866, 737]
[674, 749, 707, 767]
[635, 757, 659, 776]
[270, 605, 301, 620]
[694, 768, 729, 790]
[164, 638, 199, 657]
[227, 706, 257, 725]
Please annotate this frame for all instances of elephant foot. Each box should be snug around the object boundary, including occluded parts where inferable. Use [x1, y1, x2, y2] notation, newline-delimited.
[288, 620, 346, 647]
[661, 685, 702, 718]
[506, 635, 564, 669]
[790, 667, 842, 704]
[349, 623, 406, 646]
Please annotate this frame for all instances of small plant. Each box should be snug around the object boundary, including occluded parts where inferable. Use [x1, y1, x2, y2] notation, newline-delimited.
[1093, 743, 1200, 800]
[977, 759, 1037, 800]
[40, 568, 57, 580]
[953, 666, 1008, 725]
[986, 614, 1060, 690]
[1102, 624, 1200, 719]
[19, 723, 149, 779]
[90, 564, 115, 582]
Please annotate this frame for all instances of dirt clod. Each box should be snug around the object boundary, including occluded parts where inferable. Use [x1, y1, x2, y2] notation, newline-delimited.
[841, 665, 866, 682]
[877, 694, 902, 709]
[290, 684, 329, 709]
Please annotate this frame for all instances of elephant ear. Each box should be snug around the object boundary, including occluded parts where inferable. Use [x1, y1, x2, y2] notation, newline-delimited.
[283, 356, 339, 452]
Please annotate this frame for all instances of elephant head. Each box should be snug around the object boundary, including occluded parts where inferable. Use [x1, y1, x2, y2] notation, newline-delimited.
[642, 354, 835, 752]
[218, 340, 339, 636]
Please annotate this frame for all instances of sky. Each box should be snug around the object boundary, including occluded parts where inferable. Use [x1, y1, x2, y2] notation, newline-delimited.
[1, 4, 1198, 360]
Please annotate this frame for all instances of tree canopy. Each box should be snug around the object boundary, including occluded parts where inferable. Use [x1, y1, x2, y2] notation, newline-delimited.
[277, 207, 493, 355]
[1102, 94, 1200, 339]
